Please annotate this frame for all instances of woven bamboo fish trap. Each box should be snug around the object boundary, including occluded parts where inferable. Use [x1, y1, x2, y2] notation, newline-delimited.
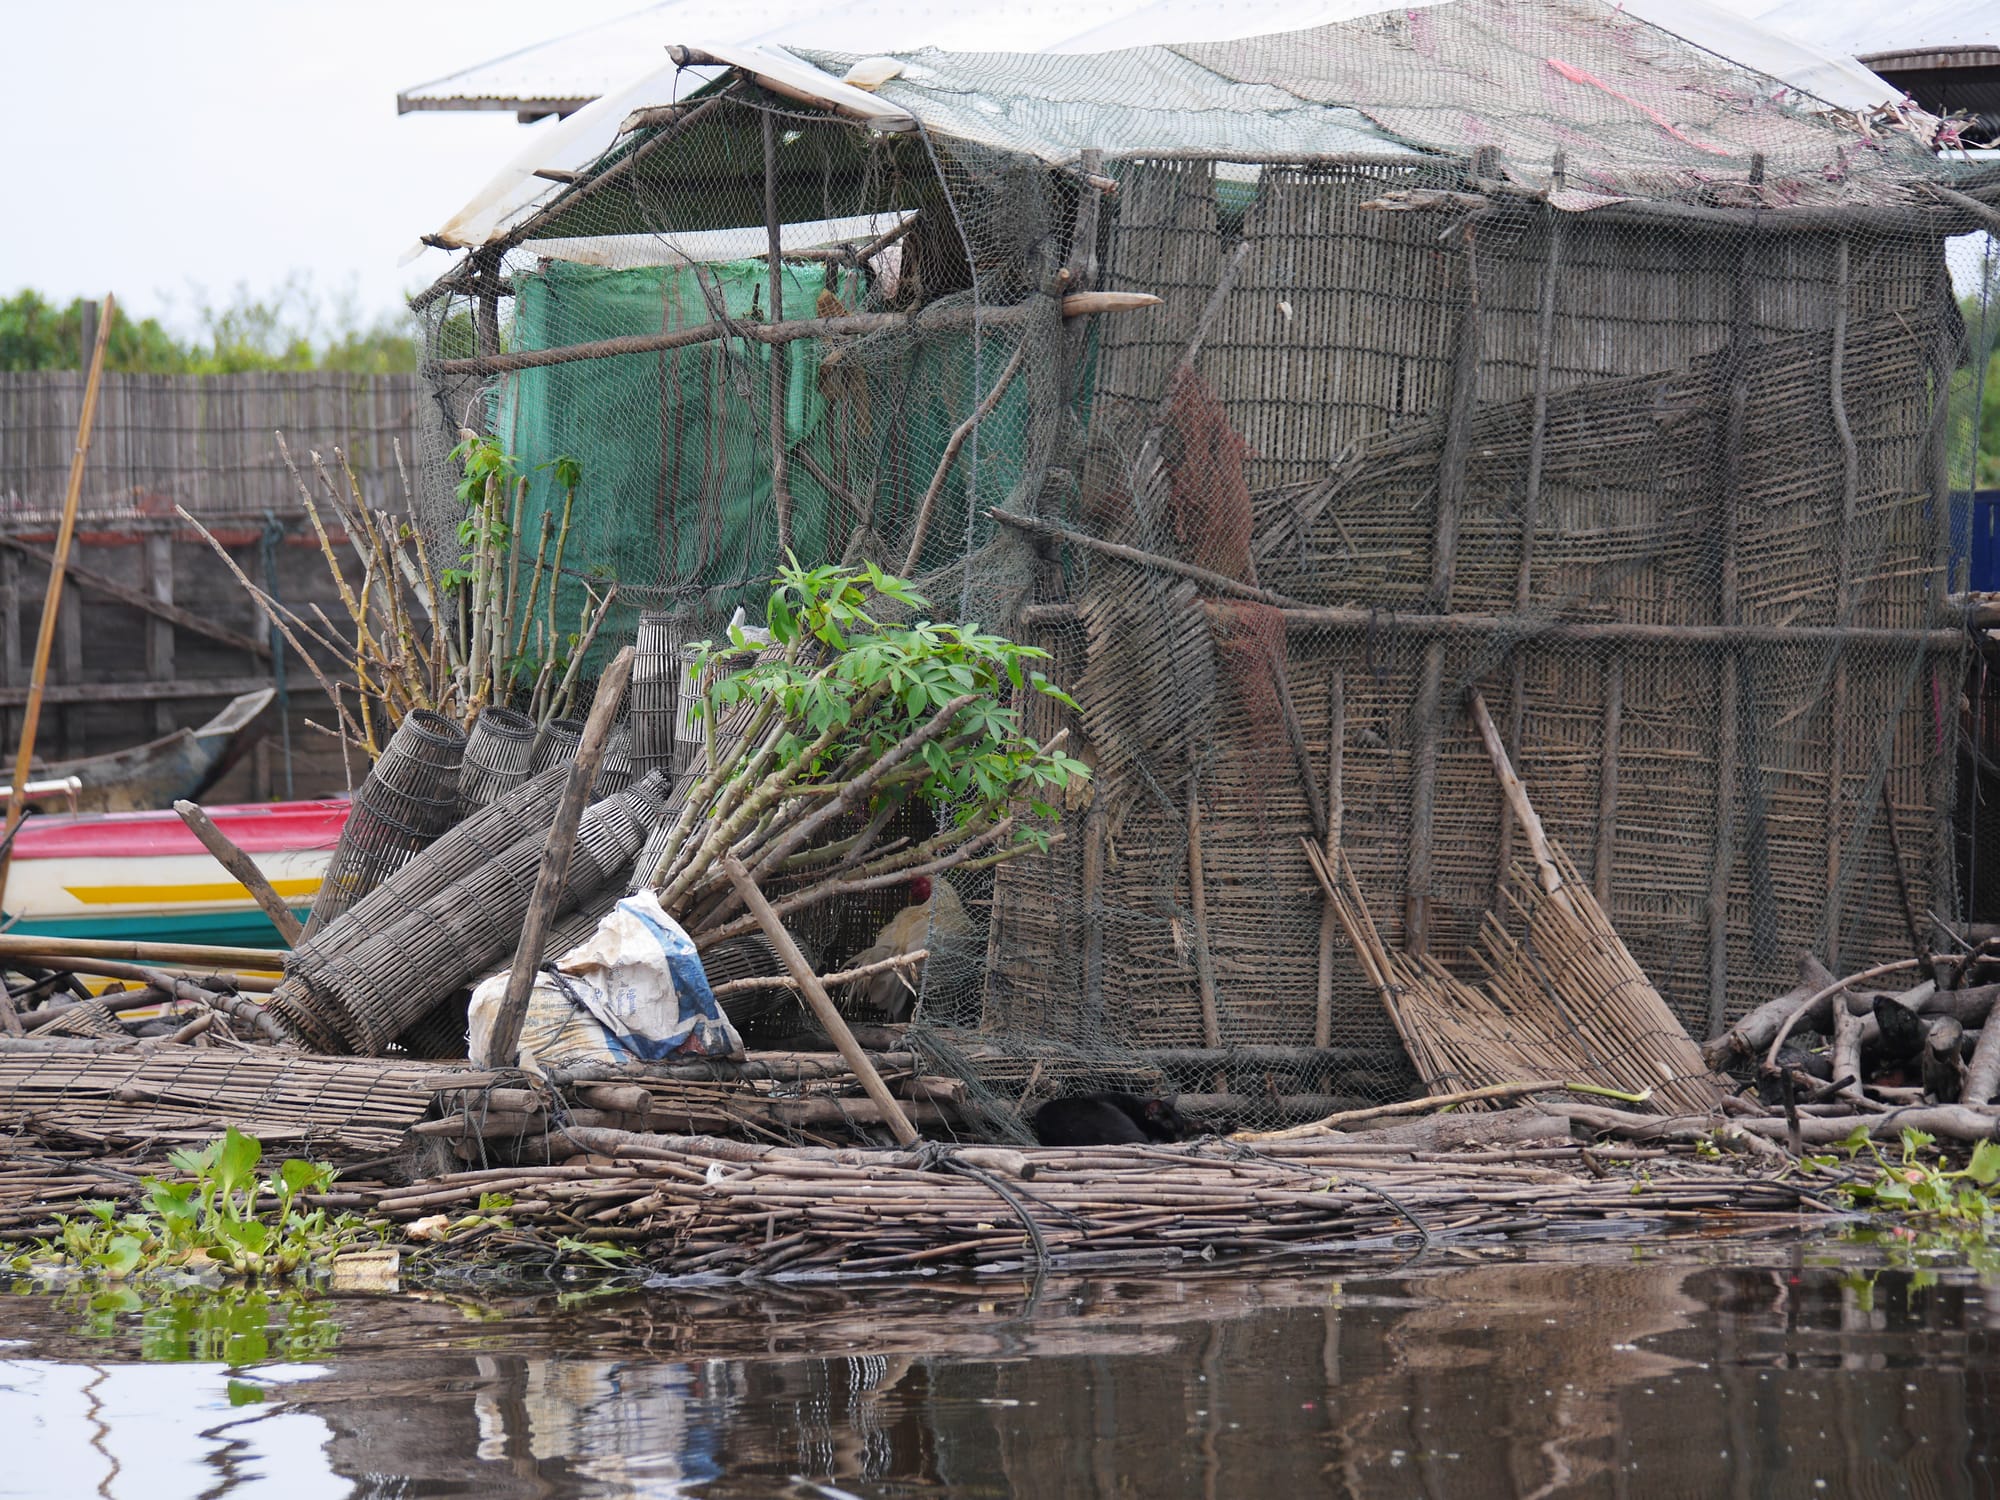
[458, 706, 537, 814]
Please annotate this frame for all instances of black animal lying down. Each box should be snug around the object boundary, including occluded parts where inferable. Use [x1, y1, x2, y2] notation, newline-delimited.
[1031, 1092, 1194, 1147]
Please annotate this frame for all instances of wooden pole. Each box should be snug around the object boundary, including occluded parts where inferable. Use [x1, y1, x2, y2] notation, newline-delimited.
[484, 645, 636, 1069]
[0, 294, 113, 908]
[721, 854, 921, 1146]
[173, 800, 304, 945]
[1314, 672, 1344, 1048]
[762, 108, 793, 559]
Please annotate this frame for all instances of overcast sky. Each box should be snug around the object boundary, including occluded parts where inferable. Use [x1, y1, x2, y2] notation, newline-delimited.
[1, 1, 643, 333]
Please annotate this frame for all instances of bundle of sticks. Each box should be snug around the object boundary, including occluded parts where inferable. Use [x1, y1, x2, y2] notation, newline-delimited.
[324, 1127, 1836, 1277]
[179, 434, 616, 758]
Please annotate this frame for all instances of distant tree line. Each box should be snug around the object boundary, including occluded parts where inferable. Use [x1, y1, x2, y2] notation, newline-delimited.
[0, 275, 418, 375]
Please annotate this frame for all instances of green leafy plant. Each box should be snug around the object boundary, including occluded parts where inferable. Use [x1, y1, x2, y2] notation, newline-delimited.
[1838, 1127, 2000, 1225]
[13, 1128, 375, 1283]
[642, 560, 1089, 942]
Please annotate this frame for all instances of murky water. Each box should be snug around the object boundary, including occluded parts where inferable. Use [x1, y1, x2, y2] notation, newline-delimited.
[3, 1239, 1997, 1498]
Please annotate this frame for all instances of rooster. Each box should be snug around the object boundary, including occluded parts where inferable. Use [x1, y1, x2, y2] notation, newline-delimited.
[847, 876, 968, 1021]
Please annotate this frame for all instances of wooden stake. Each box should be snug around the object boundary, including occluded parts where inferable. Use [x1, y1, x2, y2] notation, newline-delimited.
[721, 854, 920, 1146]
[484, 646, 636, 1068]
[0, 932, 287, 970]
[0, 293, 113, 908]
[1314, 672, 1344, 1049]
[1594, 655, 1622, 905]
[173, 800, 304, 945]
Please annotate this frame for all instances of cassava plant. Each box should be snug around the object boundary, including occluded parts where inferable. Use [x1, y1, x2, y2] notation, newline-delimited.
[641, 559, 1088, 942]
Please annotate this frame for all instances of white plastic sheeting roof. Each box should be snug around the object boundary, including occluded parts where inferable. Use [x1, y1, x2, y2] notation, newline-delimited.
[416, 0, 1919, 254]
[1737, 0, 2000, 64]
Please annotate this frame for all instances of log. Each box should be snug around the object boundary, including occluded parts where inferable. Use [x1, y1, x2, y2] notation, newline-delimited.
[174, 800, 305, 944]
[1703, 955, 1838, 1068]
[1554, 1100, 2000, 1148]
[0, 536, 272, 662]
[1831, 992, 1865, 1106]
[721, 855, 920, 1146]
[1965, 1015, 2000, 1106]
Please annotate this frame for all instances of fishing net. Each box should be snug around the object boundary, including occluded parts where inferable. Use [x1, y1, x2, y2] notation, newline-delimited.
[409, 1, 2000, 1133]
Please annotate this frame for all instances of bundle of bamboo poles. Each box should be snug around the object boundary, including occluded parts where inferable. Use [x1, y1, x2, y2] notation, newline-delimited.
[180, 435, 615, 758]
[0, 1046, 495, 1158]
[333, 1130, 1833, 1277]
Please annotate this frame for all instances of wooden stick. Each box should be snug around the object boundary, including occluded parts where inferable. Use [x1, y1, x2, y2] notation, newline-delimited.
[1465, 688, 1574, 914]
[709, 948, 929, 998]
[1314, 672, 1344, 1049]
[173, 801, 305, 945]
[1406, 641, 1444, 955]
[0, 294, 112, 908]
[434, 291, 1160, 376]
[720, 855, 920, 1146]
[1762, 958, 1927, 1071]
[1187, 777, 1221, 1048]
[991, 510, 1306, 609]
[903, 340, 1029, 575]
[1235, 1078, 1571, 1141]
[5, 954, 278, 993]
[484, 645, 636, 1068]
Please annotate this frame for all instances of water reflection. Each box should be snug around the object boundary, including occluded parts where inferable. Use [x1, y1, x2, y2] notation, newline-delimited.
[4, 1244, 2000, 1498]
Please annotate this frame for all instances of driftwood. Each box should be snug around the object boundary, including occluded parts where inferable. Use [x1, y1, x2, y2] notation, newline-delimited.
[1552, 1099, 2000, 1147]
[1702, 955, 1840, 1068]
[1923, 1017, 1966, 1104]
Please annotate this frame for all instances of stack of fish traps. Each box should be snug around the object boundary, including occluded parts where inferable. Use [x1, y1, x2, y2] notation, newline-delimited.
[301, 710, 466, 939]
[457, 706, 537, 814]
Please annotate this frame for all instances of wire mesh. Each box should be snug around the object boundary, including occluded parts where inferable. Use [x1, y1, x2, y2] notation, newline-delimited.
[408, 9, 1998, 1127]
[300, 708, 466, 940]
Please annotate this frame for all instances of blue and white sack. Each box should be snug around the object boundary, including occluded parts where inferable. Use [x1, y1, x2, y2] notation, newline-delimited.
[469, 889, 744, 1075]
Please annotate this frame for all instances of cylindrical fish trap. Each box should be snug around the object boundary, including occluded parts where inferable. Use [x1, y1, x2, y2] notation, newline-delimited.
[530, 717, 584, 772]
[300, 709, 466, 940]
[631, 611, 684, 783]
[291, 774, 669, 1055]
[289, 762, 574, 968]
[593, 722, 636, 796]
[459, 706, 536, 814]
[393, 992, 471, 1060]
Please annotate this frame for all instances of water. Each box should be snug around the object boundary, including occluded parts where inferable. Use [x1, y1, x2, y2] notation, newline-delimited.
[3, 1239, 1997, 1498]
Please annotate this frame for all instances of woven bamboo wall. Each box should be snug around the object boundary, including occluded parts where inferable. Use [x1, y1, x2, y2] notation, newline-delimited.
[987, 159, 1961, 1052]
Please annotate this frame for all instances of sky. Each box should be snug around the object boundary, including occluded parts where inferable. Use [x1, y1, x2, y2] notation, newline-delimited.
[0, 1, 645, 334]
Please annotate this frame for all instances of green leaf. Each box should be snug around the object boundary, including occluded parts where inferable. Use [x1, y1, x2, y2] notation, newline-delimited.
[1969, 1140, 2000, 1185]
[226, 1379, 269, 1407]
[92, 1236, 144, 1279]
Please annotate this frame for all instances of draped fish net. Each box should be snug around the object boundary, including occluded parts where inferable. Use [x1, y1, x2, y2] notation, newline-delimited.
[410, 0, 2000, 1134]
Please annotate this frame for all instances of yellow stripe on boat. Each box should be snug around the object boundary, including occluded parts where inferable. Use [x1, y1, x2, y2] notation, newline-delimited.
[63, 877, 322, 905]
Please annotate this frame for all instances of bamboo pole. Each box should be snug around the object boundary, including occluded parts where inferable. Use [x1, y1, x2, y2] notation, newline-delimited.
[1314, 671, 1344, 1048]
[763, 109, 793, 559]
[0, 295, 113, 908]
[720, 855, 920, 1146]
[1594, 656, 1622, 906]
[483, 646, 635, 1069]
[0, 932, 284, 970]
[173, 801, 305, 945]
[903, 341, 1029, 575]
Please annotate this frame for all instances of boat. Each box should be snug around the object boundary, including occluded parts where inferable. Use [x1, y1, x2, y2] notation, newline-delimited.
[34, 687, 278, 814]
[3, 798, 348, 948]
